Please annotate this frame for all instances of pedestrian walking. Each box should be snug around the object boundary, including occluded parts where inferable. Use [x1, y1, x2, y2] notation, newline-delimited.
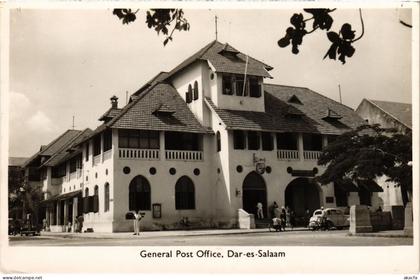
[270, 201, 279, 218]
[289, 210, 295, 231]
[256, 202, 264, 219]
[77, 214, 84, 233]
[280, 206, 286, 231]
[285, 206, 291, 228]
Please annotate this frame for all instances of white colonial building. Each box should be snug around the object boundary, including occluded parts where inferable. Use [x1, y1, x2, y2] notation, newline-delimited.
[24, 40, 384, 232]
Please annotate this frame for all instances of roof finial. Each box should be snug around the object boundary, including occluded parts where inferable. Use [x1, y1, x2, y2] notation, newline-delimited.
[215, 15, 218, 41]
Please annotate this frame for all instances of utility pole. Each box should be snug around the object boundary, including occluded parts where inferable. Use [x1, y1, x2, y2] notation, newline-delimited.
[215, 15, 218, 41]
[72, 116, 75, 130]
[338, 84, 342, 104]
[126, 91, 128, 105]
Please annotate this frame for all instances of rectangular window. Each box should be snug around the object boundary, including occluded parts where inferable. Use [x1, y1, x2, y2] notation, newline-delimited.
[235, 76, 246, 96]
[76, 154, 82, 169]
[222, 75, 233, 95]
[52, 163, 66, 178]
[69, 158, 77, 173]
[249, 77, 261, 97]
[261, 132, 273, 151]
[165, 132, 201, 151]
[247, 131, 260, 150]
[327, 135, 338, 145]
[93, 134, 101, 156]
[118, 129, 160, 149]
[233, 130, 245, 150]
[303, 134, 323, 151]
[103, 129, 112, 151]
[276, 133, 298, 150]
[85, 143, 89, 161]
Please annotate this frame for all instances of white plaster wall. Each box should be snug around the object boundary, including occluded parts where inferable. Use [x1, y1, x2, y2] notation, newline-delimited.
[213, 75, 265, 112]
[80, 134, 115, 233]
[171, 61, 207, 126]
[376, 175, 403, 206]
[112, 131, 216, 232]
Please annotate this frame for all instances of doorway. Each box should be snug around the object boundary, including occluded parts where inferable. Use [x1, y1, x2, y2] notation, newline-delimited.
[242, 171, 267, 217]
[285, 177, 322, 219]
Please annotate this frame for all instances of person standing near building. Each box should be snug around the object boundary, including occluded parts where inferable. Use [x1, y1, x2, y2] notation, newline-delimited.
[256, 202, 264, 219]
[270, 201, 279, 218]
[280, 207, 287, 231]
[77, 214, 84, 233]
[133, 211, 143, 235]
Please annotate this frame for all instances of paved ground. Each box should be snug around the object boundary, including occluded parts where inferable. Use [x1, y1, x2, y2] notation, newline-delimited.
[8, 228, 413, 246]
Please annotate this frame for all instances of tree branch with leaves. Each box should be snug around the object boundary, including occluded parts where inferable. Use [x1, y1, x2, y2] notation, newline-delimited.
[278, 8, 365, 64]
[113, 9, 190, 46]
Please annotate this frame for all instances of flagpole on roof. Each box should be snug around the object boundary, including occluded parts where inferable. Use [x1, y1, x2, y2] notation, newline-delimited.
[242, 55, 249, 96]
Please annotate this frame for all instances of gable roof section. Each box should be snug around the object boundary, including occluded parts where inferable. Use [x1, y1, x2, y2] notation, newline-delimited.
[163, 40, 272, 83]
[23, 130, 82, 167]
[205, 84, 367, 134]
[365, 99, 412, 129]
[109, 83, 209, 134]
[131, 71, 170, 98]
[42, 128, 93, 167]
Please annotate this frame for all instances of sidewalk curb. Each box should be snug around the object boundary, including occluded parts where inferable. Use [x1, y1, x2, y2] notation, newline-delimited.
[347, 233, 413, 238]
[39, 228, 309, 239]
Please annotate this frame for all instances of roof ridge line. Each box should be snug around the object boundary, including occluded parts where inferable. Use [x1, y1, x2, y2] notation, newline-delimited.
[41, 130, 86, 167]
[365, 99, 411, 129]
[107, 82, 163, 128]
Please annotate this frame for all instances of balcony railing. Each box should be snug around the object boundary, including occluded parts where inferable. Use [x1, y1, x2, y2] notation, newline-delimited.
[119, 148, 160, 160]
[277, 149, 299, 160]
[69, 172, 77, 180]
[93, 155, 101, 166]
[303, 150, 322, 160]
[76, 169, 83, 179]
[103, 149, 112, 161]
[165, 150, 203, 161]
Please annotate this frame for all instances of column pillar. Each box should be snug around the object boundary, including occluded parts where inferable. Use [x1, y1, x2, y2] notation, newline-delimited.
[159, 131, 165, 160]
[297, 133, 304, 162]
[64, 200, 68, 228]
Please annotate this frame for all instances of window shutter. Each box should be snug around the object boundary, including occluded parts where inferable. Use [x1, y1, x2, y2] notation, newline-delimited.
[93, 195, 99, 213]
[83, 197, 89, 213]
[193, 81, 199, 100]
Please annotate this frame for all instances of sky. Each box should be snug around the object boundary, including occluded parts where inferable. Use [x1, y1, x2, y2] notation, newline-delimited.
[9, 8, 413, 157]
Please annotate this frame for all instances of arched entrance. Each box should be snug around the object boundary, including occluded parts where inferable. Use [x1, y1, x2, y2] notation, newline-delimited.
[284, 177, 322, 220]
[242, 171, 267, 217]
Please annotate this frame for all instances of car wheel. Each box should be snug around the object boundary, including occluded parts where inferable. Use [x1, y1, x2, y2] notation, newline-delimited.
[337, 226, 343, 230]
[326, 221, 334, 230]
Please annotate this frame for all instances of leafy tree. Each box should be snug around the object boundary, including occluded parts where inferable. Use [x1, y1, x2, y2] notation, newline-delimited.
[316, 124, 412, 204]
[113, 9, 190, 46]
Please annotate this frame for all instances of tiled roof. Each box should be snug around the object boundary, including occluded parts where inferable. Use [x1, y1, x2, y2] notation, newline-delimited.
[205, 84, 367, 134]
[366, 99, 412, 129]
[23, 130, 82, 167]
[98, 107, 122, 121]
[163, 40, 272, 82]
[9, 157, 28, 167]
[131, 71, 170, 98]
[200, 41, 272, 77]
[108, 83, 209, 134]
[41, 128, 93, 167]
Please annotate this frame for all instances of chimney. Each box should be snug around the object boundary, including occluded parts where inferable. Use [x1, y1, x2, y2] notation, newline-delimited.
[110, 95, 118, 109]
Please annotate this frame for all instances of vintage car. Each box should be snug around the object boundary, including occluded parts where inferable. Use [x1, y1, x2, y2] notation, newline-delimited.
[308, 208, 350, 230]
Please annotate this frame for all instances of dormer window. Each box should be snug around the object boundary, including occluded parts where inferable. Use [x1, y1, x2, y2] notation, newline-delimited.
[222, 74, 261, 98]
[288, 94, 303, 105]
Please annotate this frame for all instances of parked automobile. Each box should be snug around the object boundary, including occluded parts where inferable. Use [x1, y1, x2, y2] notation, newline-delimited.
[308, 208, 350, 230]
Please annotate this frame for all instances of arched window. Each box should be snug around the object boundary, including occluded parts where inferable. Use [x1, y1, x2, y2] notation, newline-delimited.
[175, 176, 195, 210]
[104, 183, 110, 212]
[186, 84, 193, 104]
[85, 188, 89, 197]
[193, 81, 199, 100]
[216, 131, 221, 152]
[94, 185, 99, 213]
[129, 175, 151, 211]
